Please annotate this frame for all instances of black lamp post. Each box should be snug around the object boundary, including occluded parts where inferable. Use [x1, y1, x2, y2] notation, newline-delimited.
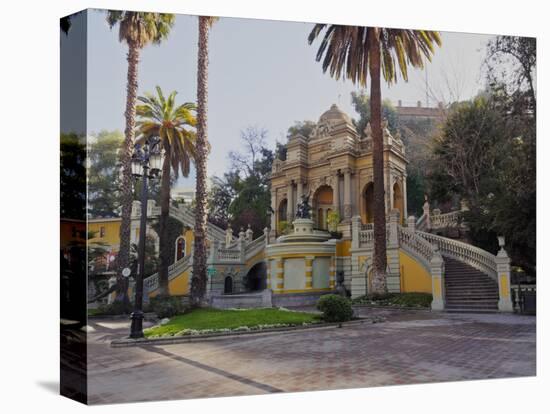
[129, 136, 163, 339]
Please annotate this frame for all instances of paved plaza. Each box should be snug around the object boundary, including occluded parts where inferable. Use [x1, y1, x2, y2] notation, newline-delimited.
[87, 309, 536, 404]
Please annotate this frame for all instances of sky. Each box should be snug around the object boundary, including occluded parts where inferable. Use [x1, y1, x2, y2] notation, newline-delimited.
[86, 10, 494, 187]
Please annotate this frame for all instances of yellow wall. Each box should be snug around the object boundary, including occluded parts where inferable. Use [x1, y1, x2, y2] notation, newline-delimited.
[399, 250, 432, 293]
[88, 219, 121, 248]
[336, 240, 351, 257]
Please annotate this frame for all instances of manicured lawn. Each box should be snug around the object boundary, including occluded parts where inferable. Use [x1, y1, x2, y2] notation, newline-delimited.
[144, 307, 320, 337]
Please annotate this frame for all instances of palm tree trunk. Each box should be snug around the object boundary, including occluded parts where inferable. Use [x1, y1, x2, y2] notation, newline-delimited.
[116, 41, 140, 304]
[191, 16, 211, 306]
[368, 28, 388, 294]
[158, 148, 172, 296]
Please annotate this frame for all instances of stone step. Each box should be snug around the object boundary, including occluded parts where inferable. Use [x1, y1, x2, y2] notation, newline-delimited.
[445, 300, 498, 307]
[446, 295, 499, 300]
[447, 289, 498, 298]
[446, 281, 495, 286]
[445, 308, 498, 313]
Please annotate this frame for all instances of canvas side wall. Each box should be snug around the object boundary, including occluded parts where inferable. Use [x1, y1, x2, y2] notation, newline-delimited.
[60, 9, 88, 405]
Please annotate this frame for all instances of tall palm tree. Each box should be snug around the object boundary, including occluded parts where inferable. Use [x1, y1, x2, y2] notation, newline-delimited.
[190, 16, 218, 307]
[136, 86, 197, 296]
[106, 11, 175, 302]
[308, 26, 441, 293]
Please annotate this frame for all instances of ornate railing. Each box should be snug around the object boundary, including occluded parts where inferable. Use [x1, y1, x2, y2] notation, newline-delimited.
[417, 231, 497, 279]
[245, 234, 266, 259]
[216, 247, 242, 262]
[398, 227, 436, 270]
[431, 211, 461, 229]
[358, 225, 391, 248]
[143, 255, 192, 294]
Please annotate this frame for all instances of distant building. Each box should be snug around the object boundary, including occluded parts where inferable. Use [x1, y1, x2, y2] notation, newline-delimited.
[395, 100, 446, 123]
[172, 187, 196, 204]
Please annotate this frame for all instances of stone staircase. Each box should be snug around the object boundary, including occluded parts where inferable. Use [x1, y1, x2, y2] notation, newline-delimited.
[444, 257, 499, 312]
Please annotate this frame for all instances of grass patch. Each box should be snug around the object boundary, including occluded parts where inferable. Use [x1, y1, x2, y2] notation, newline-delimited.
[144, 307, 321, 338]
[352, 292, 432, 308]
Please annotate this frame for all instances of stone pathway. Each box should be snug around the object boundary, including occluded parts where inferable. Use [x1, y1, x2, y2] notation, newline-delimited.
[86, 309, 536, 404]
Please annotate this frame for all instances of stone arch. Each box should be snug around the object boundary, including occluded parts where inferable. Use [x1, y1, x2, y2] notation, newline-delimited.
[244, 261, 267, 292]
[361, 182, 374, 224]
[393, 181, 404, 224]
[313, 185, 333, 230]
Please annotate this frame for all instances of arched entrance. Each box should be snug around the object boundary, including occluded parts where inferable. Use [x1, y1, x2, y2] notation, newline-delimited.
[224, 276, 233, 294]
[245, 262, 267, 292]
[313, 185, 333, 230]
[393, 182, 404, 223]
[362, 182, 374, 224]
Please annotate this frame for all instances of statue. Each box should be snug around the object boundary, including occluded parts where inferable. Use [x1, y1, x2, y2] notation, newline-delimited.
[295, 191, 312, 219]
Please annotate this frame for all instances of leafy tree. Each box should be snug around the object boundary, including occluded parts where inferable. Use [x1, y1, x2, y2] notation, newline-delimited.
[135, 86, 196, 296]
[351, 90, 398, 136]
[60, 133, 86, 219]
[107, 11, 175, 303]
[207, 176, 234, 230]
[87, 130, 123, 218]
[486, 36, 536, 110]
[429, 93, 535, 274]
[287, 120, 317, 139]
[191, 16, 219, 307]
[308, 26, 441, 293]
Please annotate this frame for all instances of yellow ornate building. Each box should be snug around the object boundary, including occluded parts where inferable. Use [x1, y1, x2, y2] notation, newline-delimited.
[270, 104, 408, 237]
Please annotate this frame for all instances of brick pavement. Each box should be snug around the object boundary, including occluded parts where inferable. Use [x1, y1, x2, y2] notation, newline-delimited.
[86, 309, 535, 404]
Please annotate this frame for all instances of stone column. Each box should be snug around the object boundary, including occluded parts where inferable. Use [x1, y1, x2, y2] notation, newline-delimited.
[332, 171, 340, 218]
[297, 180, 303, 204]
[270, 192, 277, 233]
[430, 248, 445, 311]
[274, 258, 284, 293]
[351, 215, 361, 249]
[407, 215, 416, 232]
[329, 256, 336, 289]
[496, 237, 513, 312]
[287, 181, 294, 222]
[266, 260, 272, 290]
[305, 256, 314, 289]
[343, 168, 352, 220]
[401, 176, 408, 222]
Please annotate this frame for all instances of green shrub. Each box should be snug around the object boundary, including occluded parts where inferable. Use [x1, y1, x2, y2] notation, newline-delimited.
[149, 295, 183, 319]
[89, 300, 132, 316]
[317, 294, 353, 322]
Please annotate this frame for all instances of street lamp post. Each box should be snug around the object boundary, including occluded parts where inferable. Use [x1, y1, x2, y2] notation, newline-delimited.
[129, 136, 163, 339]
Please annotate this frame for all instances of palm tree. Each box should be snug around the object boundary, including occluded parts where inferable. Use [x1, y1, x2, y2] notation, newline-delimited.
[308, 26, 441, 293]
[106, 11, 175, 302]
[190, 16, 218, 307]
[136, 86, 197, 296]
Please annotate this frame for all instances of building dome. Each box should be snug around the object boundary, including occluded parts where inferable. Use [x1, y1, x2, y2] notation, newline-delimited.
[319, 104, 353, 126]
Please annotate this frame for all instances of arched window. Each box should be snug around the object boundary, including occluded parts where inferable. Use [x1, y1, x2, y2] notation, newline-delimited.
[175, 236, 186, 262]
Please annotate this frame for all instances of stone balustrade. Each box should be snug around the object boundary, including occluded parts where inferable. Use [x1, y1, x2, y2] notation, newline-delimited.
[417, 231, 497, 280]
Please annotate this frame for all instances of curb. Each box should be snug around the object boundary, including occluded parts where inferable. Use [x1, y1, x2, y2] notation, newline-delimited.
[352, 304, 432, 312]
[111, 318, 372, 347]
[88, 312, 158, 321]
